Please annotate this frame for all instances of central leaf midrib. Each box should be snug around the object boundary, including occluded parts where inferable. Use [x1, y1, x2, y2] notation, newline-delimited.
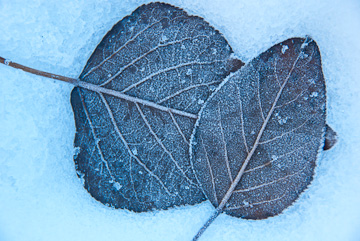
[98, 92, 175, 197]
[74, 79, 198, 119]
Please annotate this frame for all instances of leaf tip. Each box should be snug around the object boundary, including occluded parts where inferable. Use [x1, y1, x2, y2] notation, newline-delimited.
[323, 124, 338, 150]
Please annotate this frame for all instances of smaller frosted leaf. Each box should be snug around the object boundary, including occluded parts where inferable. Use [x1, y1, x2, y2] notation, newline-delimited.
[191, 37, 327, 219]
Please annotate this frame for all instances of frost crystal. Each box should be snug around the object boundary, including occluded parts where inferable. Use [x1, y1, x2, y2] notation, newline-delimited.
[186, 68, 193, 75]
[113, 182, 122, 190]
[310, 92, 318, 97]
[281, 45, 289, 54]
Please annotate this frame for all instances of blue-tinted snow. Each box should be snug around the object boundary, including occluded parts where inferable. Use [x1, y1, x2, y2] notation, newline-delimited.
[0, 0, 359, 240]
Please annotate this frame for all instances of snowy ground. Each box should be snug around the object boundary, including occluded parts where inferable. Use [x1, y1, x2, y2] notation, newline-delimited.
[0, 0, 359, 241]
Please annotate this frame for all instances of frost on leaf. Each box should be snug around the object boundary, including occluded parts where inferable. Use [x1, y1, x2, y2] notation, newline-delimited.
[71, 2, 243, 211]
[191, 38, 327, 219]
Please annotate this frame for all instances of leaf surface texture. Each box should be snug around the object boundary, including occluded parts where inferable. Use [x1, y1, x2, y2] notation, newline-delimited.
[71, 2, 242, 211]
[191, 38, 326, 219]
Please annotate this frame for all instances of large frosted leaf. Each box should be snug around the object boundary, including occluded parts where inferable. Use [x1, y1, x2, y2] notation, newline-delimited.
[191, 37, 326, 219]
[71, 2, 243, 211]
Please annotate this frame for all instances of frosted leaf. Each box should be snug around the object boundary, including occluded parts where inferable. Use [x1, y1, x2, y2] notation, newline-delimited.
[191, 38, 328, 219]
[71, 2, 243, 212]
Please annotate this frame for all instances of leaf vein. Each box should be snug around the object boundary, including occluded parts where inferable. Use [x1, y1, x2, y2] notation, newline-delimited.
[244, 142, 311, 173]
[168, 111, 189, 145]
[201, 136, 218, 206]
[135, 103, 196, 186]
[225, 193, 286, 210]
[119, 60, 224, 93]
[255, 69, 266, 121]
[259, 115, 314, 145]
[99, 93, 174, 197]
[157, 80, 221, 104]
[78, 89, 115, 181]
[234, 83, 250, 153]
[217, 103, 233, 182]
[235, 166, 305, 193]
[82, 18, 164, 78]
[75, 80, 198, 119]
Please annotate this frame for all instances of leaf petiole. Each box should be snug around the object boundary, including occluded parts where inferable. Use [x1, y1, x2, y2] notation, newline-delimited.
[0, 56, 78, 84]
[0, 56, 198, 119]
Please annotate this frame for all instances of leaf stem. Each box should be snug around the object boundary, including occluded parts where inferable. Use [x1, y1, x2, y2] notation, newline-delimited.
[0, 56, 198, 119]
[0, 56, 78, 84]
[192, 208, 222, 241]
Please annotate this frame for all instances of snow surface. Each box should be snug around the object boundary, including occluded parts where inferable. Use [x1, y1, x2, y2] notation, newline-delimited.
[0, 0, 360, 240]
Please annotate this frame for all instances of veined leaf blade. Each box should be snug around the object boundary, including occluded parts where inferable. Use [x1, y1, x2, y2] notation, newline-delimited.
[191, 37, 326, 219]
[71, 2, 243, 211]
